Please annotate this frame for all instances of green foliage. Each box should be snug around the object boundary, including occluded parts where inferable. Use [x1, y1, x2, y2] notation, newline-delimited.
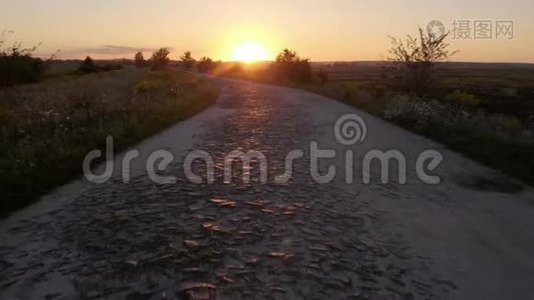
[133, 78, 161, 94]
[0, 69, 218, 215]
[381, 96, 532, 184]
[446, 90, 481, 108]
[150, 48, 171, 70]
[180, 51, 196, 70]
[134, 71, 177, 94]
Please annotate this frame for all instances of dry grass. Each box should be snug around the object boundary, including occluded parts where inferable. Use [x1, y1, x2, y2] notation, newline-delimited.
[0, 68, 219, 215]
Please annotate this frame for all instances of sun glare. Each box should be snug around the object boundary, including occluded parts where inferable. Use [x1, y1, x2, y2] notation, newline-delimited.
[231, 41, 268, 62]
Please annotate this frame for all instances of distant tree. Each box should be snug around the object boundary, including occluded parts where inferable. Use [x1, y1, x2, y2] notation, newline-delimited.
[197, 56, 215, 73]
[150, 48, 170, 70]
[384, 27, 458, 96]
[134, 51, 145, 68]
[273, 48, 311, 83]
[78, 56, 98, 73]
[180, 51, 196, 70]
[275, 49, 299, 64]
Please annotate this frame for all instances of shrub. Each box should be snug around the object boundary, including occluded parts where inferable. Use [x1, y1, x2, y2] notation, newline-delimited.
[0, 35, 46, 87]
[384, 95, 444, 127]
[446, 90, 480, 109]
[384, 27, 458, 96]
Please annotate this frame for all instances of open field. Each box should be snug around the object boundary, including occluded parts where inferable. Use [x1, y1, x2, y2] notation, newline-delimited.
[0, 69, 219, 215]
[301, 62, 534, 186]
[310, 62, 534, 125]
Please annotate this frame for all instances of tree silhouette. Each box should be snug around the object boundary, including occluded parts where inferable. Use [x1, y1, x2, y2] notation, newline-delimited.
[273, 49, 311, 83]
[384, 27, 458, 95]
[78, 56, 98, 73]
[276, 49, 298, 64]
[180, 51, 195, 70]
[134, 51, 145, 68]
[150, 48, 170, 70]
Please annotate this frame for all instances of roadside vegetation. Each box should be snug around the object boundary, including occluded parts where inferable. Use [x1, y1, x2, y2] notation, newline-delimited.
[0, 45, 219, 215]
[0, 31, 47, 88]
[306, 30, 534, 187]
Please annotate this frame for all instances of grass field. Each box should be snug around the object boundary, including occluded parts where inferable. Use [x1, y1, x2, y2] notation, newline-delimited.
[0, 68, 219, 215]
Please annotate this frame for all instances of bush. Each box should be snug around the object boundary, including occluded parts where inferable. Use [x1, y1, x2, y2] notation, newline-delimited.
[446, 90, 480, 109]
[384, 27, 457, 96]
[0, 37, 46, 88]
[384, 95, 526, 138]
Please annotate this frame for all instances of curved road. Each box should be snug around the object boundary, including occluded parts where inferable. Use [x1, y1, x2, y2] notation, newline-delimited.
[1, 77, 534, 299]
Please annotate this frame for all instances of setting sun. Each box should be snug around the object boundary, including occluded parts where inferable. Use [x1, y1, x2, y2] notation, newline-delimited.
[231, 41, 268, 62]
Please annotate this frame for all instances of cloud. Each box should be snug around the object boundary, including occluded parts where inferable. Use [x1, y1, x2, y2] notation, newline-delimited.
[59, 45, 174, 58]
[83, 45, 158, 55]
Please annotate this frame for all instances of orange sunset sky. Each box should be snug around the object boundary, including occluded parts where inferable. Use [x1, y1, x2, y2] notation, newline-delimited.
[2, 0, 533, 62]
